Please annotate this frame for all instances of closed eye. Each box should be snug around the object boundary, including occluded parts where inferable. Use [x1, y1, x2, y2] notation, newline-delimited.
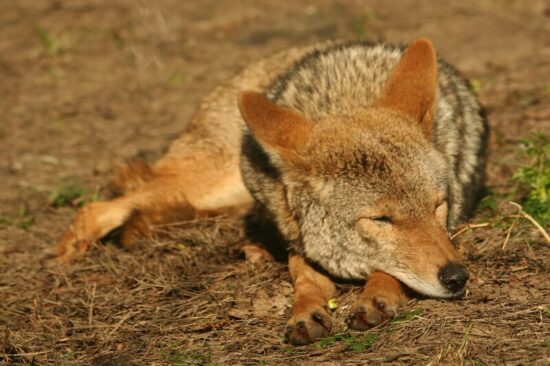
[371, 215, 392, 223]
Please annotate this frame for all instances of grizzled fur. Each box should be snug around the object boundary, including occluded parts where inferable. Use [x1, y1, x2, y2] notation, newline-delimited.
[57, 38, 487, 304]
[55, 38, 487, 346]
[241, 41, 488, 289]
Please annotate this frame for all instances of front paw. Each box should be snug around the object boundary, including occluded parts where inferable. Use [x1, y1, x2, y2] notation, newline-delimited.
[346, 294, 401, 331]
[285, 305, 332, 346]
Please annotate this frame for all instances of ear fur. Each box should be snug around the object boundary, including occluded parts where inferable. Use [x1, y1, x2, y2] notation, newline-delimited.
[238, 91, 313, 154]
[376, 38, 438, 137]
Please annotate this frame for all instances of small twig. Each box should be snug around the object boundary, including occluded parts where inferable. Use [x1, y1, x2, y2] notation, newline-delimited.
[0, 350, 51, 357]
[457, 322, 472, 359]
[508, 202, 550, 244]
[88, 283, 97, 325]
[202, 282, 220, 305]
[500, 305, 543, 319]
[106, 311, 136, 339]
[2, 327, 8, 353]
[450, 222, 491, 240]
[2, 328, 9, 364]
[501, 214, 520, 250]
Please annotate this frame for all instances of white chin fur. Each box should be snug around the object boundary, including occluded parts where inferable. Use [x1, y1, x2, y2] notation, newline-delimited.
[389, 269, 462, 299]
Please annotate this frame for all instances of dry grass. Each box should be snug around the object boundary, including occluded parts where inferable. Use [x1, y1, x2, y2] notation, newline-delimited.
[1, 0, 549, 365]
[1, 213, 549, 365]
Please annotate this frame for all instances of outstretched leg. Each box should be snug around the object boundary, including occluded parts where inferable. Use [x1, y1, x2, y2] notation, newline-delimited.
[54, 155, 252, 260]
[285, 255, 336, 346]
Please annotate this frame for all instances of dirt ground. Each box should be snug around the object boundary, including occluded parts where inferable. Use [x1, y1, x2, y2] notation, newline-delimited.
[1, 0, 549, 365]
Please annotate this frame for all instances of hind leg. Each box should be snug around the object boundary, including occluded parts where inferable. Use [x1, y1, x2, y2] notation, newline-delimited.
[54, 197, 135, 259]
[55, 155, 252, 260]
[55, 176, 191, 260]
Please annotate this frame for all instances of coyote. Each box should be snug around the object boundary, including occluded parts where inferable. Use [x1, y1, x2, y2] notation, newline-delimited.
[55, 39, 488, 345]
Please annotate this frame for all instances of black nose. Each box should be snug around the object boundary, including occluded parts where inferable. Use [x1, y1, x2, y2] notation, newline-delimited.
[438, 263, 469, 292]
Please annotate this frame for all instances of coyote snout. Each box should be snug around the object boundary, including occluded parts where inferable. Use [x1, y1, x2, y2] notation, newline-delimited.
[366, 215, 470, 299]
[379, 216, 470, 298]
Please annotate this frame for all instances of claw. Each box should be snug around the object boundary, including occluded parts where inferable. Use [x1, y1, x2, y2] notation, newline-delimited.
[347, 304, 385, 331]
[312, 311, 323, 323]
[285, 307, 333, 346]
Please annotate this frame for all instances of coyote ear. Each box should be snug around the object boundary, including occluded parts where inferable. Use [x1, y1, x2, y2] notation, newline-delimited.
[376, 38, 438, 137]
[238, 91, 313, 155]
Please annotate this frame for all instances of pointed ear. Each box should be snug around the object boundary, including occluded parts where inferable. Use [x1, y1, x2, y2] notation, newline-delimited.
[238, 91, 313, 154]
[376, 38, 438, 137]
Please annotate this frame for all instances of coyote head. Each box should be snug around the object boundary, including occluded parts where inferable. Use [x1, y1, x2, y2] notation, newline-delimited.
[239, 39, 468, 299]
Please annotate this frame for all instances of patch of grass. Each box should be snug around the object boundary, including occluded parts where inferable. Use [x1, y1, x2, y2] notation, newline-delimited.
[164, 349, 214, 366]
[313, 309, 420, 352]
[0, 215, 10, 226]
[477, 189, 498, 213]
[512, 132, 550, 226]
[35, 24, 59, 55]
[16, 205, 35, 230]
[167, 71, 186, 86]
[457, 323, 472, 360]
[49, 181, 94, 207]
[347, 10, 377, 38]
[34, 24, 73, 56]
[49, 117, 71, 131]
[0, 205, 35, 230]
[391, 308, 422, 324]
[280, 346, 294, 354]
[315, 331, 380, 352]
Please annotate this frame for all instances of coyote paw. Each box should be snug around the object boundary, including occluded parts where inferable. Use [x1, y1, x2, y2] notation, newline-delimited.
[347, 272, 407, 330]
[241, 243, 274, 264]
[284, 305, 332, 346]
[50, 234, 93, 262]
[346, 294, 401, 330]
[52, 200, 133, 261]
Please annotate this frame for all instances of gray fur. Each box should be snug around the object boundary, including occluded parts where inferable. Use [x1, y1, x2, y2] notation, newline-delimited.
[240, 41, 488, 293]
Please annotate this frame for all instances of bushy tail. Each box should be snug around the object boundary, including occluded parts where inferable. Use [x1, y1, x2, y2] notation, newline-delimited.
[109, 158, 155, 197]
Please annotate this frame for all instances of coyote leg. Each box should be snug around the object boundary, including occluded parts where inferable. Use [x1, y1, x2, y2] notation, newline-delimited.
[285, 255, 335, 346]
[241, 243, 274, 264]
[55, 156, 252, 260]
[54, 197, 134, 259]
[347, 271, 408, 330]
[54, 176, 190, 260]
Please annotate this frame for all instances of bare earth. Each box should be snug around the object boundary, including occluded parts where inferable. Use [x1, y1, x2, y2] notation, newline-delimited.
[0, 1, 549, 365]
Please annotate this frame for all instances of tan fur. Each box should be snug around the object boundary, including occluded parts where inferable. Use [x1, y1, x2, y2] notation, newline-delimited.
[239, 92, 313, 155]
[56, 152, 253, 259]
[285, 255, 335, 345]
[109, 159, 155, 196]
[56, 44, 317, 259]
[348, 271, 408, 330]
[241, 243, 274, 264]
[376, 38, 437, 137]
[56, 39, 487, 346]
